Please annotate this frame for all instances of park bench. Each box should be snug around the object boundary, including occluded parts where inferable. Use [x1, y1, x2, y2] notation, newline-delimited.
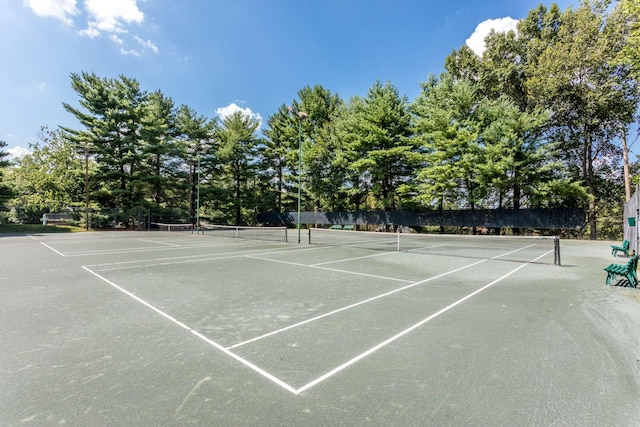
[610, 239, 630, 257]
[329, 225, 343, 230]
[343, 225, 355, 231]
[603, 255, 638, 288]
[42, 213, 73, 226]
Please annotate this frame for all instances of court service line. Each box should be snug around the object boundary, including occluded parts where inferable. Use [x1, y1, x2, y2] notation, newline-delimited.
[63, 241, 246, 256]
[40, 242, 66, 257]
[295, 248, 554, 394]
[92, 245, 327, 272]
[227, 258, 488, 350]
[246, 255, 414, 284]
[311, 251, 391, 266]
[86, 247, 278, 268]
[81, 266, 299, 395]
[231, 244, 538, 349]
[137, 238, 181, 247]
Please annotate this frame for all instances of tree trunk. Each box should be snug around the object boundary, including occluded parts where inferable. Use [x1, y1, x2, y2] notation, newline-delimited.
[622, 128, 631, 201]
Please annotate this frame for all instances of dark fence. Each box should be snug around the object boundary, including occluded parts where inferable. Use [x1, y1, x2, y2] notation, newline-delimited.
[624, 186, 640, 255]
[258, 208, 586, 230]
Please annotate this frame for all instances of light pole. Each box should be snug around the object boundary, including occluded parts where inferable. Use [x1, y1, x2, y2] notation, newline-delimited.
[288, 106, 308, 244]
[80, 142, 94, 230]
[191, 143, 208, 235]
[196, 150, 201, 235]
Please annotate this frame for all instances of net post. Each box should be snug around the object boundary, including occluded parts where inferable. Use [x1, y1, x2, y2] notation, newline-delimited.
[308, 228, 311, 245]
[554, 236, 561, 266]
[397, 231, 400, 251]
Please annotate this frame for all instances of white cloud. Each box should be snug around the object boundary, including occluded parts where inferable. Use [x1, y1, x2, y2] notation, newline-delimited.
[24, 0, 78, 26]
[82, 0, 144, 35]
[26, 0, 158, 56]
[8, 146, 31, 160]
[216, 103, 263, 128]
[37, 82, 47, 91]
[134, 35, 158, 54]
[466, 17, 519, 56]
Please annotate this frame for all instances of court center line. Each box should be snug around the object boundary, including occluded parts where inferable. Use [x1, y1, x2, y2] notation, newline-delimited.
[245, 255, 414, 284]
[231, 244, 540, 349]
[311, 251, 392, 266]
[295, 248, 554, 394]
[137, 238, 181, 247]
[81, 266, 299, 395]
[227, 258, 488, 350]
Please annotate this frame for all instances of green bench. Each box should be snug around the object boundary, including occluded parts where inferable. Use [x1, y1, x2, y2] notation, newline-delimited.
[329, 225, 355, 230]
[611, 239, 630, 257]
[603, 255, 638, 287]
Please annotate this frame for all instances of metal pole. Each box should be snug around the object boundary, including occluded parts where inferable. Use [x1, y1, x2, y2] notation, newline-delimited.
[197, 152, 201, 235]
[84, 146, 89, 230]
[289, 106, 307, 244]
[297, 119, 302, 244]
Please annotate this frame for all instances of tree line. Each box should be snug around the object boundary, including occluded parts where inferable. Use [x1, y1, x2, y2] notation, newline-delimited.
[1, 1, 639, 239]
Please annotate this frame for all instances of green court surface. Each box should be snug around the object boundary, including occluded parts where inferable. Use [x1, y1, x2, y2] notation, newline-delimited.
[1, 231, 639, 426]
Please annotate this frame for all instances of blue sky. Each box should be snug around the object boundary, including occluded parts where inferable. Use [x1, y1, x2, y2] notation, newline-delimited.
[2, 0, 577, 158]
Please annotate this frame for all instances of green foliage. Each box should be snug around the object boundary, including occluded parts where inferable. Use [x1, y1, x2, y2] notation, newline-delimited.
[614, 0, 640, 79]
[6, 1, 637, 237]
[215, 111, 260, 225]
[0, 139, 13, 213]
[335, 81, 418, 211]
[7, 128, 84, 222]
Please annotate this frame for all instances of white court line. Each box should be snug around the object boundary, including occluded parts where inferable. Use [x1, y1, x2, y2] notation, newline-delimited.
[82, 266, 299, 395]
[311, 251, 391, 266]
[231, 244, 538, 348]
[40, 242, 66, 257]
[27, 234, 37, 240]
[228, 258, 488, 350]
[246, 255, 414, 284]
[92, 245, 327, 272]
[294, 248, 554, 394]
[63, 242, 242, 256]
[137, 238, 181, 247]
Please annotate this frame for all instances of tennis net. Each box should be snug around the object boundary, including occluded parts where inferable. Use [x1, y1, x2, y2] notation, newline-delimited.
[308, 228, 561, 265]
[150, 222, 194, 232]
[201, 224, 289, 242]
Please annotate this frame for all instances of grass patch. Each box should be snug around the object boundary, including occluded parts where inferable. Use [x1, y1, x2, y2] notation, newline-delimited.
[0, 224, 86, 234]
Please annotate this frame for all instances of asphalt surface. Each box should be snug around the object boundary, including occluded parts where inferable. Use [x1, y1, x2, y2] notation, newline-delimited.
[1, 232, 638, 426]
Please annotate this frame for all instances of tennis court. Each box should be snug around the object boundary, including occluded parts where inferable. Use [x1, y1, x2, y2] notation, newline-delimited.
[1, 229, 639, 426]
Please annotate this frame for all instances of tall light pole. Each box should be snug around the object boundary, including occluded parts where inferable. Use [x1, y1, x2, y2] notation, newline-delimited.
[80, 142, 94, 230]
[288, 106, 308, 244]
[196, 150, 201, 235]
[191, 142, 208, 235]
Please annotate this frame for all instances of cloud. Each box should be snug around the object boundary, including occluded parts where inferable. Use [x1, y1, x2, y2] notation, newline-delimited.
[216, 103, 263, 128]
[25, 0, 158, 55]
[8, 146, 31, 160]
[81, 0, 144, 36]
[134, 35, 158, 54]
[37, 82, 47, 91]
[466, 17, 519, 56]
[24, 0, 79, 26]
